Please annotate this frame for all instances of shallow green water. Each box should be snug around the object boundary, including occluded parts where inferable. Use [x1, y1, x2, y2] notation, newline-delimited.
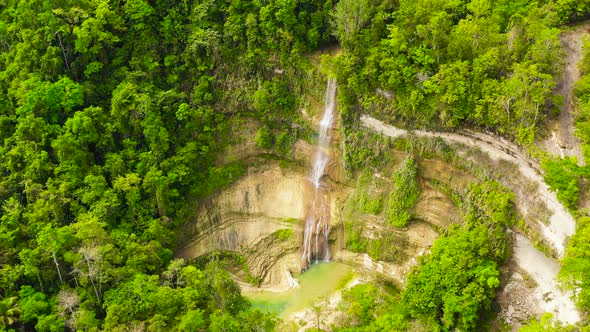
[244, 262, 354, 318]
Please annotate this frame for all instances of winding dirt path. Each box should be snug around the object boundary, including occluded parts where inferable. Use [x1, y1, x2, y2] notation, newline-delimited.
[361, 114, 576, 257]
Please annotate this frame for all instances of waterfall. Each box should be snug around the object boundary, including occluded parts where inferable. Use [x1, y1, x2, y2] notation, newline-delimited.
[301, 78, 337, 271]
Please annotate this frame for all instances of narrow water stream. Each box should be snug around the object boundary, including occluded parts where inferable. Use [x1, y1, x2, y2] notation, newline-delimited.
[301, 78, 337, 270]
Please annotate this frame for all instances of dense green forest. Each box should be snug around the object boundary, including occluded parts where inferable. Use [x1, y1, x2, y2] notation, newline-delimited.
[0, 0, 332, 330]
[1, 0, 589, 331]
[333, 0, 586, 142]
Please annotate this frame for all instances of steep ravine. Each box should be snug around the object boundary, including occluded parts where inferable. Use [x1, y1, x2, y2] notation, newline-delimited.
[361, 114, 580, 325]
[175, 70, 585, 328]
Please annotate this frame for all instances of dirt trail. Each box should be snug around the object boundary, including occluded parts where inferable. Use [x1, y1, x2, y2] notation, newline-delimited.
[361, 115, 576, 257]
[542, 23, 590, 163]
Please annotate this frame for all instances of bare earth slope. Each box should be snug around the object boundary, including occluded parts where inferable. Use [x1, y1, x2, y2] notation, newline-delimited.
[541, 23, 590, 163]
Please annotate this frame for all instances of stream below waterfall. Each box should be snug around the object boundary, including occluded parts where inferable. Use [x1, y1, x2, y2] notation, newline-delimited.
[245, 262, 354, 318]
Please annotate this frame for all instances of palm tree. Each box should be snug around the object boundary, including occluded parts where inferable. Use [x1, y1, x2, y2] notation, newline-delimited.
[0, 296, 22, 327]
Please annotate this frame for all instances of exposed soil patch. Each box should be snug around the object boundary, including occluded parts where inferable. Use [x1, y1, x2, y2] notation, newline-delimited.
[540, 22, 590, 164]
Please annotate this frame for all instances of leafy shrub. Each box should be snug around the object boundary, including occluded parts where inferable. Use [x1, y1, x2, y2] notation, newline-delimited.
[255, 126, 275, 149]
[560, 216, 590, 310]
[541, 157, 580, 210]
[276, 131, 296, 155]
[387, 157, 420, 227]
[402, 224, 502, 331]
[465, 181, 516, 227]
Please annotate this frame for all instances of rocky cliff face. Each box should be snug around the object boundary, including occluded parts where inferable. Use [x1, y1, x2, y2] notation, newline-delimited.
[176, 162, 308, 287]
[175, 140, 473, 290]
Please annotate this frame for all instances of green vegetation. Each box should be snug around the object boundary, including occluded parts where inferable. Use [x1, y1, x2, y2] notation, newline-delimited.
[387, 157, 420, 228]
[554, 33, 590, 315]
[519, 313, 577, 332]
[335, 283, 407, 331]
[272, 229, 294, 241]
[2, 0, 590, 330]
[402, 225, 503, 331]
[345, 221, 408, 264]
[540, 36, 590, 209]
[541, 156, 581, 210]
[352, 170, 385, 215]
[574, 36, 590, 165]
[523, 31, 590, 216]
[333, 0, 570, 145]
[344, 157, 416, 263]
[560, 216, 590, 310]
[0, 0, 334, 330]
[555, 0, 590, 23]
[342, 179, 515, 331]
[343, 129, 393, 174]
[330, 0, 589, 326]
[400, 180, 513, 331]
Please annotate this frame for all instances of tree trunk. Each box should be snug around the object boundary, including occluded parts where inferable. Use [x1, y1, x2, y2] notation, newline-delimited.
[55, 32, 70, 70]
[52, 251, 63, 284]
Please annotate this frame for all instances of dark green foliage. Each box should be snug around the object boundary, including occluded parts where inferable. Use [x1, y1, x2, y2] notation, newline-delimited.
[333, 0, 565, 145]
[0, 0, 333, 330]
[276, 130, 297, 156]
[256, 126, 275, 149]
[334, 283, 407, 332]
[253, 78, 297, 124]
[340, 284, 390, 326]
[541, 157, 581, 210]
[554, 0, 590, 23]
[400, 179, 513, 330]
[387, 157, 420, 228]
[402, 225, 502, 331]
[560, 217, 590, 311]
[1, 0, 587, 330]
[102, 261, 275, 331]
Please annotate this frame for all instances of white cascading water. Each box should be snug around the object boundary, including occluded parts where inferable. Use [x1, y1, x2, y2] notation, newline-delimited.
[301, 78, 337, 270]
